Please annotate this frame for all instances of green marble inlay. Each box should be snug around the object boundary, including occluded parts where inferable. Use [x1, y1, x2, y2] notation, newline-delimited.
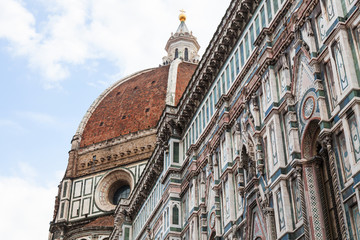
[320, 121, 331, 130]
[311, 52, 318, 58]
[288, 105, 295, 112]
[290, 152, 301, 160]
[317, 90, 326, 97]
[170, 227, 182, 232]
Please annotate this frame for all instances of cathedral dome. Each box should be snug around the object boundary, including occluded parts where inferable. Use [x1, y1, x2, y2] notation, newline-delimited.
[77, 62, 197, 148]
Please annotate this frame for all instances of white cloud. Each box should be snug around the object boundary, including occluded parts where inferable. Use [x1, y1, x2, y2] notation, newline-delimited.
[0, 174, 58, 239]
[0, 119, 23, 131]
[18, 161, 38, 179]
[0, 0, 230, 88]
[0, 0, 38, 51]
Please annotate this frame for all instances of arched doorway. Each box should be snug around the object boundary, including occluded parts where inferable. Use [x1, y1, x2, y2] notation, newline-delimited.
[301, 120, 341, 239]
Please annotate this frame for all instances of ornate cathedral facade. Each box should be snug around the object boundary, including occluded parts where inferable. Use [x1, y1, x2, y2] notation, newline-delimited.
[50, 0, 360, 239]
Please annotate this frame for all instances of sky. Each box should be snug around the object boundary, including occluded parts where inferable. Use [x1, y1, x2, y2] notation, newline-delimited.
[0, 0, 230, 239]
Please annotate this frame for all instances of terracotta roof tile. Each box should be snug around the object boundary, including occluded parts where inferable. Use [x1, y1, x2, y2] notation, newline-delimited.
[80, 62, 196, 148]
[83, 215, 114, 228]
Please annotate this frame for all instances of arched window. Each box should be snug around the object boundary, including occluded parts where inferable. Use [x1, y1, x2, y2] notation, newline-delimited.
[175, 48, 179, 59]
[172, 205, 179, 225]
[184, 48, 189, 61]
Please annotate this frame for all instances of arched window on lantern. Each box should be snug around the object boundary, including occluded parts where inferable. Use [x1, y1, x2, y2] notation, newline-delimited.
[172, 204, 179, 225]
[175, 48, 179, 59]
[184, 48, 189, 61]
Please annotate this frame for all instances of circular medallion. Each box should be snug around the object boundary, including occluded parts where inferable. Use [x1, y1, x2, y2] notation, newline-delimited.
[209, 212, 216, 229]
[303, 96, 315, 120]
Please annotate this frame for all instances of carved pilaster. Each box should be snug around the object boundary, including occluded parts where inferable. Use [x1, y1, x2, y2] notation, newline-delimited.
[259, 190, 276, 240]
[254, 136, 264, 175]
[263, 208, 276, 240]
[285, 95, 301, 156]
[322, 135, 347, 240]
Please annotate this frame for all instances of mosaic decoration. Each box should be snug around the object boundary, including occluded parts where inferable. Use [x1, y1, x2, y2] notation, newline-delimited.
[253, 213, 262, 239]
[305, 167, 324, 239]
[251, 208, 265, 240]
[277, 190, 285, 230]
[349, 115, 360, 162]
[352, 205, 360, 240]
[326, 0, 335, 20]
[295, 55, 314, 102]
[338, 132, 352, 180]
[333, 43, 349, 91]
[270, 124, 278, 165]
[303, 96, 315, 120]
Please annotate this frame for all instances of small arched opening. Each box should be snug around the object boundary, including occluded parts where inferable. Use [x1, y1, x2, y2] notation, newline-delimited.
[175, 48, 179, 59]
[172, 204, 179, 225]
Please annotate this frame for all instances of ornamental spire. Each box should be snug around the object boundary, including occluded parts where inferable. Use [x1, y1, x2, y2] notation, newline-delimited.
[162, 12, 200, 65]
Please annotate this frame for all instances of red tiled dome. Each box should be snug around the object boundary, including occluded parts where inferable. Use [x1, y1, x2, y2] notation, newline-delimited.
[79, 62, 197, 148]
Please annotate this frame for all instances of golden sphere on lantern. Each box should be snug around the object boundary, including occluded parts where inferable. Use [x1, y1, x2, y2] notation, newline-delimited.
[179, 10, 186, 22]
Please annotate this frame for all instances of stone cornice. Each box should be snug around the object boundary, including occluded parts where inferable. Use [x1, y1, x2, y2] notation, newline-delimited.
[165, 33, 200, 51]
[77, 128, 156, 155]
[176, 0, 260, 133]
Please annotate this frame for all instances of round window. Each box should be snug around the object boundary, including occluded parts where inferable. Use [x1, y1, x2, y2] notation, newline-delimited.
[94, 169, 133, 211]
[112, 185, 130, 204]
